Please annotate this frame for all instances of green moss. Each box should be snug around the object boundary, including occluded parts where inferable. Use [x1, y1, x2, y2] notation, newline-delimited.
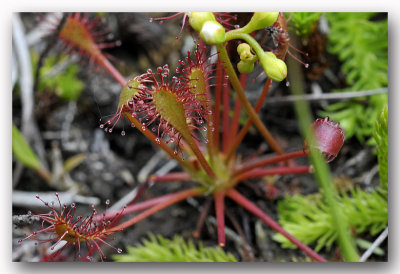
[322, 13, 388, 144]
[112, 234, 237, 262]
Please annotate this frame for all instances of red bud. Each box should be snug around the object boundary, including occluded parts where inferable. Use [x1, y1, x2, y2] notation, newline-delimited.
[305, 117, 345, 162]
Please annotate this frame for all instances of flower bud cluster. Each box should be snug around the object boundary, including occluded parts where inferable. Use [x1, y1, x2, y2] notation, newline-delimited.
[237, 43, 258, 74]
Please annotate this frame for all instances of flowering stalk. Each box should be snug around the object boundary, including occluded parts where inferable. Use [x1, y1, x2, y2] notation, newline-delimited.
[286, 38, 359, 261]
[216, 44, 284, 156]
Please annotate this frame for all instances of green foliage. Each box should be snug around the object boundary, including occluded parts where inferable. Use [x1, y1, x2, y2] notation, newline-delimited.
[356, 238, 384, 256]
[322, 12, 388, 144]
[112, 234, 237, 262]
[288, 12, 322, 39]
[273, 187, 388, 252]
[374, 105, 388, 194]
[12, 124, 41, 170]
[32, 53, 84, 101]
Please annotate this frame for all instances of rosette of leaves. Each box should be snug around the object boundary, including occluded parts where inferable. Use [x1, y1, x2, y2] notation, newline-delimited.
[322, 12, 388, 145]
[112, 234, 237, 262]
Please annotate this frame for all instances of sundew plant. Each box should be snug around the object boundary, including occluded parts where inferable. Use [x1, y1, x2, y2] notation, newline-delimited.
[12, 12, 388, 262]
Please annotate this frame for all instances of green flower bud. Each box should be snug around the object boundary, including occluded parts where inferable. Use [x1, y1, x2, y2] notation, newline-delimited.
[188, 12, 216, 32]
[237, 43, 256, 62]
[199, 21, 225, 45]
[237, 60, 254, 74]
[241, 12, 279, 33]
[238, 44, 251, 60]
[259, 52, 287, 81]
[237, 43, 251, 55]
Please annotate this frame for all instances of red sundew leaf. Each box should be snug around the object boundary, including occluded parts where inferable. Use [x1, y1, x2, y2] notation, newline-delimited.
[18, 193, 123, 261]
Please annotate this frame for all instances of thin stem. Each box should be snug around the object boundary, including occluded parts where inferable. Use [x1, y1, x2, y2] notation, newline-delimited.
[110, 188, 203, 233]
[217, 44, 284, 157]
[205, 95, 215, 164]
[234, 150, 308, 176]
[213, 61, 223, 152]
[229, 74, 246, 147]
[97, 54, 126, 87]
[201, 37, 216, 163]
[186, 136, 216, 179]
[226, 188, 327, 262]
[193, 198, 212, 238]
[36, 167, 52, 183]
[233, 166, 310, 185]
[226, 78, 272, 163]
[286, 33, 359, 262]
[101, 192, 178, 221]
[214, 191, 226, 247]
[224, 32, 265, 62]
[148, 172, 192, 183]
[124, 112, 194, 172]
[222, 74, 230, 154]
